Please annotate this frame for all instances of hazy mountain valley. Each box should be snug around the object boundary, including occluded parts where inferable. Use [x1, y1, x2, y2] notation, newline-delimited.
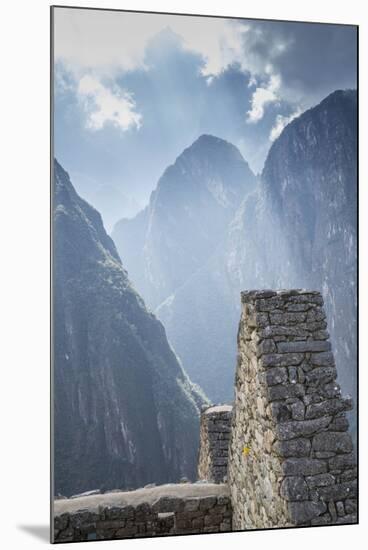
[53, 89, 357, 496]
[113, 89, 357, 430]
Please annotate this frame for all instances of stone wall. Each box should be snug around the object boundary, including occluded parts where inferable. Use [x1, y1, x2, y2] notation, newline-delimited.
[228, 289, 357, 530]
[197, 405, 233, 483]
[53, 483, 232, 542]
[53, 288, 357, 542]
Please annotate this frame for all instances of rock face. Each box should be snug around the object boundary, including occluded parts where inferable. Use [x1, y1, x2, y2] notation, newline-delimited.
[228, 290, 357, 530]
[112, 134, 257, 309]
[256, 89, 357, 431]
[156, 90, 357, 420]
[53, 160, 207, 497]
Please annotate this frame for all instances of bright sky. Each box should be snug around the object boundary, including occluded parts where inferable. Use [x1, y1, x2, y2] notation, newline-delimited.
[53, 7, 357, 230]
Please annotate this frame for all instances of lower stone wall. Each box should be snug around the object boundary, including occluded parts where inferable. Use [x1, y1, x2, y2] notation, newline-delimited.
[53, 483, 232, 542]
[197, 405, 233, 483]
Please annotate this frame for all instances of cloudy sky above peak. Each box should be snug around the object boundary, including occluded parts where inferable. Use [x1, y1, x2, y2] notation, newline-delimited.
[53, 7, 357, 230]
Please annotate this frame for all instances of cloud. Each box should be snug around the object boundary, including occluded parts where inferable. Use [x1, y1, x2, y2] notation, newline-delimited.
[269, 107, 302, 141]
[54, 8, 356, 103]
[54, 8, 247, 77]
[247, 73, 281, 123]
[174, 19, 248, 77]
[54, 9, 156, 74]
[53, 9, 276, 80]
[53, 8, 357, 198]
[77, 75, 142, 131]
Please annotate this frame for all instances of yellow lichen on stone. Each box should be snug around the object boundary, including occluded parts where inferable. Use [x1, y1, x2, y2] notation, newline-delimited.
[242, 446, 251, 456]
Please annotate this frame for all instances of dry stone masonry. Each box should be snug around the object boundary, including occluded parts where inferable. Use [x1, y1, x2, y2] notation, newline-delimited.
[228, 289, 357, 530]
[53, 289, 357, 542]
[53, 483, 231, 542]
[197, 405, 233, 483]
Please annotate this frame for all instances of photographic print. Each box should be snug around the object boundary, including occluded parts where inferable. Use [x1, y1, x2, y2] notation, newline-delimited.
[51, 6, 358, 543]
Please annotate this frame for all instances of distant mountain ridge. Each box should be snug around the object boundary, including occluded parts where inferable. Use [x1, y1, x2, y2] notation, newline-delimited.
[112, 134, 257, 309]
[53, 160, 207, 497]
[112, 90, 357, 428]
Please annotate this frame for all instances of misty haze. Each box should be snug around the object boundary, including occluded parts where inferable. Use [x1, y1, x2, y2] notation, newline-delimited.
[52, 7, 357, 541]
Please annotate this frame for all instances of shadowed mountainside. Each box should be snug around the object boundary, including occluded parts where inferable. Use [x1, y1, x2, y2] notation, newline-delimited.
[53, 160, 207, 496]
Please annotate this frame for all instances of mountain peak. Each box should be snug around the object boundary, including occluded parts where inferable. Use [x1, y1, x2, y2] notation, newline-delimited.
[194, 134, 229, 145]
[112, 135, 257, 309]
[263, 88, 357, 185]
[54, 158, 121, 266]
[320, 88, 357, 106]
[182, 134, 245, 162]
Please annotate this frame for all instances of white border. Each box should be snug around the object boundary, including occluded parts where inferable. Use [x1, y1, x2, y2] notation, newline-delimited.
[1, 1, 366, 548]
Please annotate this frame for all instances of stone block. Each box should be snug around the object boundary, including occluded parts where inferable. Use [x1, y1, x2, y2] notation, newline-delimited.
[289, 501, 327, 525]
[258, 338, 277, 355]
[266, 367, 288, 386]
[314, 451, 336, 458]
[328, 416, 349, 432]
[339, 468, 357, 481]
[290, 400, 305, 420]
[305, 397, 352, 419]
[317, 480, 357, 501]
[241, 290, 277, 301]
[271, 402, 292, 422]
[274, 438, 311, 457]
[286, 293, 323, 304]
[306, 308, 326, 322]
[212, 457, 228, 466]
[104, 505, 134, 520]
[198, 496, 217, 511]
[207, 421, 231, 433]
[328, 453, 356, 471]
[259, 326, 308, 338]
[285, 303, 312, 312]
[204, 513, 223, 526]
[248, 312, 269, 328]
[277, 340, 331, 353]
[277, 416, 331, 440]
[255, 297, 284, 311]
[312, 330, 329, 340]
[183, 498, 200, 512]
[268, 383, 305, 401]
[54, 513, 69, 532]
[191, 517, 204, 529]
[217, 495, 231, 506]
[262, 353, 304, 368]
[312, 432, 353, 454]
[135, 503, 151, 516]
[305, 367, 337, 384]
[152, 497, 184, 513]
[280, 476, 309, 501]
[305, 473, 335, 487]
[283, 458, 327, 476]
[310, 352, 335, 367]
[175, 518, 191, 530]
[345, 499, 357, 514]
[270, 312, 307, 325]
